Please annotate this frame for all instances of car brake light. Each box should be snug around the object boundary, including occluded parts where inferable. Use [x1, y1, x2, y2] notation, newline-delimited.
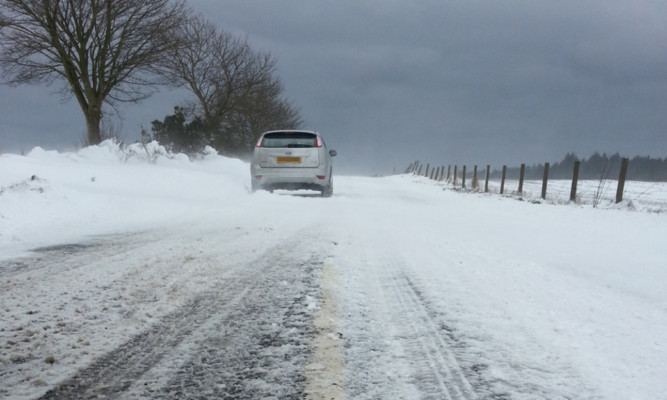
[316, 136, 323, 148]
[254, 175, 262, 179]
[256, 137, 263, 147]
[316, 175, 326, 180]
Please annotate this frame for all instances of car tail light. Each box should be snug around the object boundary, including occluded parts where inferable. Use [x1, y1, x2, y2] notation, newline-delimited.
[316, 136, 323, 148]
[316, 175, 326, 180]
[254, 175, 263, 180]
[256, 137, 263, 147]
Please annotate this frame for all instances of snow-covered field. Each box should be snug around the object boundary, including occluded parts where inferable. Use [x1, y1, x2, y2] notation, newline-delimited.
[1, 142, 666, 399]
[485, 178, 667, 212]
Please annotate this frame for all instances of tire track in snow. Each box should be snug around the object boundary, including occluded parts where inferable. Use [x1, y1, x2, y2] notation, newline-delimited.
[338, 238, 510, 399]
[398, 273, 596, 399]
[39, 288, 246, 399]
[334, 231, 480, 399]
[0, 232, 151, 278]
[390, 272, 478, 400]
[39, 237, 324, 399]
[149, 256, 320, 399]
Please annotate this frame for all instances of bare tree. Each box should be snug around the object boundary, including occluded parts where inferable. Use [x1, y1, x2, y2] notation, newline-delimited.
[225, 76, 303, 155]
[0, 0, 187, 145]
[161, 14, 301, 154]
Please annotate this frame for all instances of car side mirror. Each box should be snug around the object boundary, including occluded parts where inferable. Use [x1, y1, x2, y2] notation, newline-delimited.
[329, 150, 337, 157]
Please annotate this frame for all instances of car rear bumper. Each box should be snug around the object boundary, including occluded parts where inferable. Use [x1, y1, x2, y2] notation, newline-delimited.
[251, 166, 330, 191]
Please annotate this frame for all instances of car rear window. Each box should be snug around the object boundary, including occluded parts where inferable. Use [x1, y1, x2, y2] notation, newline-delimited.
[261, 132, 317, 148]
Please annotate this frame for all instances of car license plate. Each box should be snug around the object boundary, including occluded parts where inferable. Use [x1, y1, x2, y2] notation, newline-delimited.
[276, 157, 302, 164]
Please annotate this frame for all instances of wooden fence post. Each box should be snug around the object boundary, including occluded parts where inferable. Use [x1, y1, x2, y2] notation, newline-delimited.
[570, 161, 580, 202]
[425, 163, 430, 177]
[518, 163, 526, 194]
[485, 165, 490, 193]
[462, 165, 467, 188]
[500, 165, 507, 194]
[616, 157, 629, 203]
[453, 165, 458, 185]
[472, 165, 478, 190]
[541, 162, 550, 199]
[447, 165, 451, 181]
[417, 165, 422, 175]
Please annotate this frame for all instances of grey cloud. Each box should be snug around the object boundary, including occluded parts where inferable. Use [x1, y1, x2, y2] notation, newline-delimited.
[2, 0, 666, 175]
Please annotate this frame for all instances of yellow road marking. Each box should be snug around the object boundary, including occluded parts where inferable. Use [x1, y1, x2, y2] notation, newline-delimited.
[305, 263, 346, 400]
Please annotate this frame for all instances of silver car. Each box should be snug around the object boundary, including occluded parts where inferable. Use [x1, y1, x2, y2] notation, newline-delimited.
[251, 130, 337, 197]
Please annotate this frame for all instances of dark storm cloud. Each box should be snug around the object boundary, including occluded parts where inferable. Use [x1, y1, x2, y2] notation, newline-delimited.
[188, 0, 667, 174]
[2, 1, 666, 175]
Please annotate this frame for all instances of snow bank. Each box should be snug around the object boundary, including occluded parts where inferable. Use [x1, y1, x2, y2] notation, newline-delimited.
[0, 140, 249, 259]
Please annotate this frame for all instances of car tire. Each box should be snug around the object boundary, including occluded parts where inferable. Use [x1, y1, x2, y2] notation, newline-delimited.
[321, 181, 333, 198]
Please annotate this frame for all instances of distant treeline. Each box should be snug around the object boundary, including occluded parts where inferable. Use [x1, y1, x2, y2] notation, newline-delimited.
[490, 153, 667, 182]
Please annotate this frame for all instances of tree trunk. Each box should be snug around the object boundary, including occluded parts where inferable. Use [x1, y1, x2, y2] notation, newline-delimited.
[85, 107, 103, 146]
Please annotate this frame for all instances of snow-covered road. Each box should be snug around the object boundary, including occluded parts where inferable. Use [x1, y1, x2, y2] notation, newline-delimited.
[2, 209, 334, 399]
[1, 143, 666, 399]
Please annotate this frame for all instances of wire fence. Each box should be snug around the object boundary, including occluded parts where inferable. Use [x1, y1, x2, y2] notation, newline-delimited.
[407, 160, 667, 212]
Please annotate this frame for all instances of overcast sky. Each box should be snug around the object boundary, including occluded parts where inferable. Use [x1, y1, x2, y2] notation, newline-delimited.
[2, 1, 666, 175]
